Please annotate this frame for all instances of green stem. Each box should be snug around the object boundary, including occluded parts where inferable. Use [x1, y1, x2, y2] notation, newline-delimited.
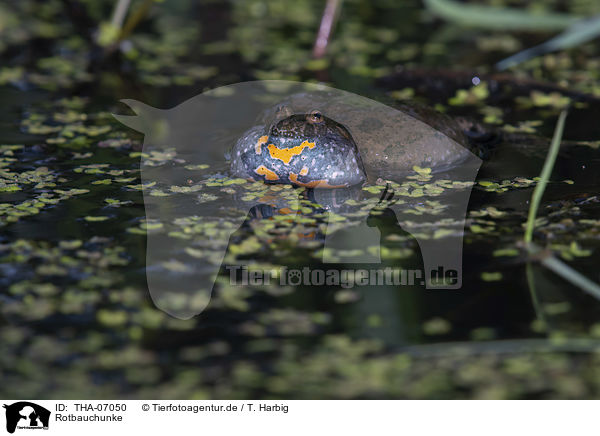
[111, 0, 132, 29]
[525, 262, 548, 331]
[312, 0, 343, 59]
[541, 255, 600, 300]
[119, 0, 155, 42]
[524, 110, 567, 244]
[522, 109, 600, 300]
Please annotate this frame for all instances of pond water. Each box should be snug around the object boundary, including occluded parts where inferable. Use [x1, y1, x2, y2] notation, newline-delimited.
[1, 0, 600, 399]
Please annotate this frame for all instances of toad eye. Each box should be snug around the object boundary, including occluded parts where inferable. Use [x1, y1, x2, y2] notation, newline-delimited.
[307, 110, 324, 124]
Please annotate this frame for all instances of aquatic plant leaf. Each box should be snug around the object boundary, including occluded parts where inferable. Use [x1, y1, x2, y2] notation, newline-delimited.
[497, 15, 600, 70]
[424, 0, 580, 31]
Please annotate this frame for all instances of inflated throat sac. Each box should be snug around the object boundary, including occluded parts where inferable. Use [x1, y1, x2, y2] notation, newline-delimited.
[231, 112, 367, 188]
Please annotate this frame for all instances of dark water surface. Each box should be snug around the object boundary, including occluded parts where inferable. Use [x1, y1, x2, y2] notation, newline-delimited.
[2, 0, 600, 399]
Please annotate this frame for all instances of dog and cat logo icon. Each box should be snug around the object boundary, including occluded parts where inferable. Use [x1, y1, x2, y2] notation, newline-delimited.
[3, 402, 50, 433]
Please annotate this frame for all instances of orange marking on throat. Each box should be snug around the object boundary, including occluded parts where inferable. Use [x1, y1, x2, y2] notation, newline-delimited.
[255, 135, 268, 154]
[267, 140, 315, 164]
[288, 173, 346, 188]
[255, 165, 279, 181]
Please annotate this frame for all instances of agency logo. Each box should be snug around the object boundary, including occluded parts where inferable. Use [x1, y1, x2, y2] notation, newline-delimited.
[3, 402, 50, 434]
[114, 80, 482, 319]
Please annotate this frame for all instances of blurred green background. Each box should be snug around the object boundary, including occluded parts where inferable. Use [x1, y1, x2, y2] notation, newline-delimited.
[1, 0, 600, 399]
